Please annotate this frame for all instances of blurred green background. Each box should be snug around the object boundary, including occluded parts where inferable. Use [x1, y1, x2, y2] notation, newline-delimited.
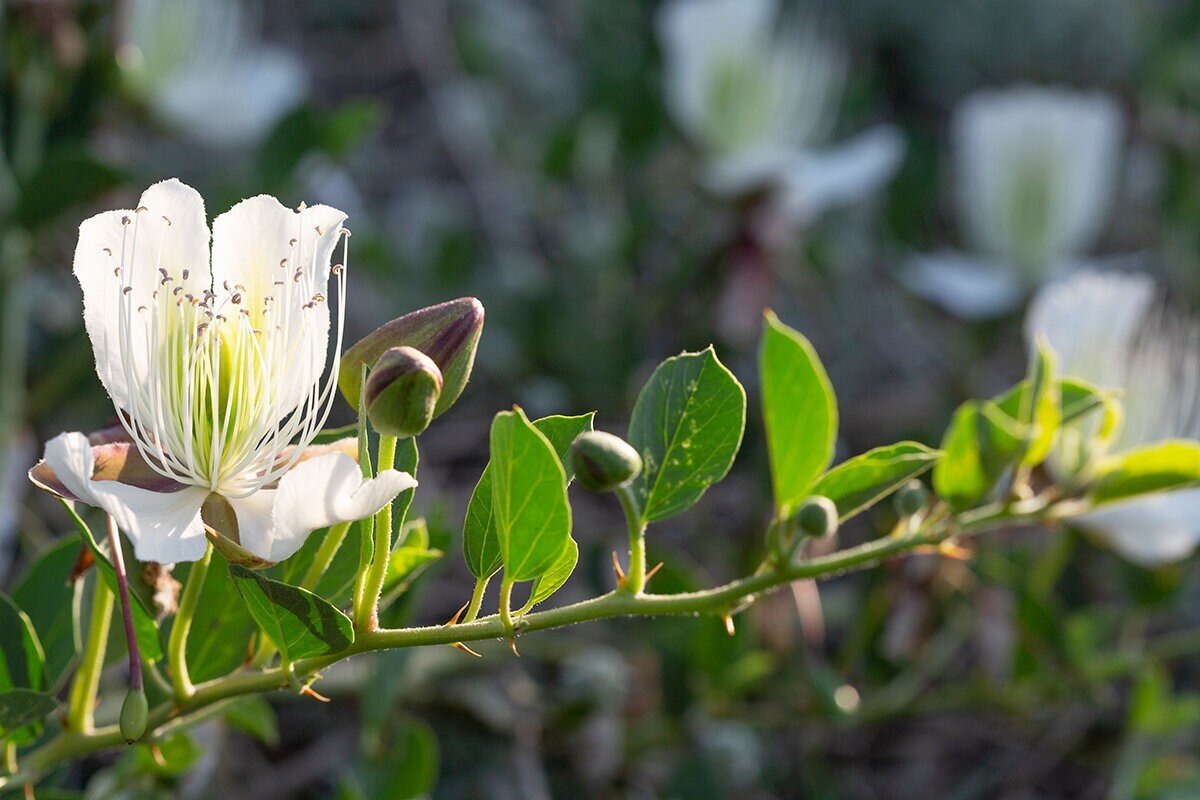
[4, 0, 1200, 798]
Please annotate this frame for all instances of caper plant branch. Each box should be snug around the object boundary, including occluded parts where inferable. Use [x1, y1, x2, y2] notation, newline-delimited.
[354, 434, 400, 631]
[615, 484, 647, 594]
[65, 576, 113, 733]
[167, 544, 212, 700]
[0, 492, 1074, 786]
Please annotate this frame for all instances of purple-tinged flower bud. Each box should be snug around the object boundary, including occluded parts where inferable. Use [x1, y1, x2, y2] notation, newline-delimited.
[365, 346, 443, 438]
[339, 297, 483, 418]
[571, 431, 642, 492]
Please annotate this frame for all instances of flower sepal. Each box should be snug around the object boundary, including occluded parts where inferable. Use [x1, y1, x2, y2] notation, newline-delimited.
[201, 495, 276, 570]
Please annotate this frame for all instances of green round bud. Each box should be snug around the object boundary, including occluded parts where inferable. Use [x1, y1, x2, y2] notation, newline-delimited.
[795, 496, 838, 539]
[893, 480, 929, 517]
[364, 346, 444, 438]
[570, 431, 642, 492]
[120, 686, 148, 744]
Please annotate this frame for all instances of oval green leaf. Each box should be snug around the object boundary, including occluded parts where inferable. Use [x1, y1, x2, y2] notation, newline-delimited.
[229, 566, 354, 661]
[759, 313, 837, 517]
[629, 347, 746, 523]
[811, 442, 942, 521]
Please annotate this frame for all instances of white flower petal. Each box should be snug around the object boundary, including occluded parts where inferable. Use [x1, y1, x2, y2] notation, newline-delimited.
[74, 179, 209, 410]
[155, 46, 307, 148]
[701, 148, 796, 197]
[772, 126, 904, 225]
[225, 490, 279, 563]
[953, 86, 1122, 270]
[41, 432, 208, 563]
[210, 195, 347, 416]
[270, 453, 417, 563]
[898, 252, 1026, 319]
[90, 481, 209, 563]
[1073, 490, 1200, 566]
[657, 0, 777, 142]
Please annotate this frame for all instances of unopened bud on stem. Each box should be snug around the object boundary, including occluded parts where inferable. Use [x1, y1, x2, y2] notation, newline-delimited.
[364, 346, 443, 438]
[893, 480, 929, 517]
[120, 686, 148, 744]
[571, 432, 642, 492]
[794, 496, 838, 539]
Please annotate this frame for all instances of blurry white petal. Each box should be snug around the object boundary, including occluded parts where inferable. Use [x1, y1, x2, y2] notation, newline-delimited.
[226, 490, 278, 563]
[269, 453, 417, 563]
[74, 179, 210, 410]
[155, 46, 306, 148]
[772, 126, 904, 224]
[43, 432, 208, 563]
[1074, 490, 1200, 566]
[657, 0, 777, 140]
[953, 86, 1122, 270]
[701, 148, 795, 197]
[899, 252, 1025, 318]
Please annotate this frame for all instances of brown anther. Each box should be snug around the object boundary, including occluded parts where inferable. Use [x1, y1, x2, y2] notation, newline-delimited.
[340, 228, 352, 237]
[182, 269, 189, 279]
[135, 205, 148, 213]
[289, 238, 297, 246]
[122, 286, 132, 295]
[161, 215, 172, 226]
[137, 305, 146, 313]
[103, 247, 113, 255]
[279, 258, 288, 268]
[315, 225, 324, 236]
[231, 293, 242, 304]
[121, 216, 131, 225]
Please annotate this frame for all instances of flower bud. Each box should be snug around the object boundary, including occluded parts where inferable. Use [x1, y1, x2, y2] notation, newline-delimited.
[893, 480, 929, 517]
[364, 346, 443, 438]
[120, 686, 148, 744]
[339, 297, 483, 418]
[571, 431, 642, 492]
[794, 496, 838, 539]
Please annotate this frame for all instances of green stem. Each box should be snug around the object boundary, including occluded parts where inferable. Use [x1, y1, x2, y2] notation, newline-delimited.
[168, 544, 211, 700]
[616, 485, 647, 594]
[67, 577, 114, 733]
[463, 574, 490, 623]
[355, 435, 398, 631]
[301, 521, 352, 589]
[498, 575, 517, 645]
[2, 500, 1068, 785]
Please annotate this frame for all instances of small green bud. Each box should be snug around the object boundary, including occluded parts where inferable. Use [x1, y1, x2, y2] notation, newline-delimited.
[571, 431, 642, 492]
[120, 686, 148, 744]
[893, 480, 929, 516]
[364, 346, 443, 438]
[795, 496, 838, 539]
[340, 297, 483, 418]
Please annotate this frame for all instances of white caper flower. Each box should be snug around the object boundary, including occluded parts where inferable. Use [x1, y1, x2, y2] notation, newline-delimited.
[657, 0, 902, 226]
[30, 180, 415, 564]
[905, 86, 1124, 318]
[1026, 270, 1200, 565]
[118, 0, 307, 148]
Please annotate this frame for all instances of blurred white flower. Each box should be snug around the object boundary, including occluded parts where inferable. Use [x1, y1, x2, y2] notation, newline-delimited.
[904, 86, 1124, 318]
[118, 0, 307, 148]
[657, 0, 902, 227]
[1026, 270, 1200, 565]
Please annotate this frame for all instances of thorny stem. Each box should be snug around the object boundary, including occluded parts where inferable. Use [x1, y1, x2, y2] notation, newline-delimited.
[7, 495, 1186, 788]
[66, 576, 113, 733]
[168, 543, 212, 700]
[105, 516, 142, 692]
[356, 435, 398, 631]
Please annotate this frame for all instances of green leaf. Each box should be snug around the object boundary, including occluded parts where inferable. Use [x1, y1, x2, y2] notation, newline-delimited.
[184, 552, 257, 683]
[1091, 441, 1200, 505]
[15, 146, 126, 229]
[491, 409, 573, 582]
[59, 501, 163, 662]
[0, 595, 44, 693]
[629, 347, 746, 522]
[993, 342, 1061, 467]
[525, 538, 578, 610]
[383, 547, 443, 594]
[463, 413, 594, 579]
[811, 442, 942, 521]
[222, 696, 280, 746]
[933, 401, 1027, 511]
[13, 539, 82, 689]
[229, 566, 354, 661]
[759, 313, 837, 516]
[0, 690, 57, 735]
